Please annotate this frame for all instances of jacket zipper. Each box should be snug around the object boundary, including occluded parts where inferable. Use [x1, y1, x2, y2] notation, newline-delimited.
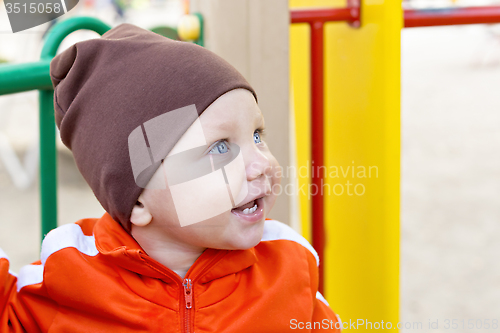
[139, 251, 226, 333]
[183, 278, 193, 333]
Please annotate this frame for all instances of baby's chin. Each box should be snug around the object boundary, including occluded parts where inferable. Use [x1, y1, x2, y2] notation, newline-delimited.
[216, 234, 263, 251]
[193, 214, 264, 250]
[225, 214, 266, 249]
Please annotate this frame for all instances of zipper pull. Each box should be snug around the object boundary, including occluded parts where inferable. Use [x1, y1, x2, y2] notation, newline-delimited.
[183, 278, 192, 309]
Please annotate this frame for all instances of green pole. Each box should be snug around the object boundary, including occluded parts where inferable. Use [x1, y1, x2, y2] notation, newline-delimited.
[38, 17, 111, 240]
[38, 89, 58, 240]
[1, 16, 180, 242]
[193, 12, 204, 47]
[0, 60, 52, 94]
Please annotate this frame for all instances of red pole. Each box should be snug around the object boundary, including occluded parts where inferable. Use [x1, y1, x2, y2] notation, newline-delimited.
[404, 6, 500, 28]
[290, 4, 361, 295]
[310, 20, 325, 294]
[291, 8, 355, 24]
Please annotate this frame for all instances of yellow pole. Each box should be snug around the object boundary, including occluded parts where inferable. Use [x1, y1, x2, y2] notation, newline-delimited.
[290, 0, 402, 331]
[290, 20, 312, 242]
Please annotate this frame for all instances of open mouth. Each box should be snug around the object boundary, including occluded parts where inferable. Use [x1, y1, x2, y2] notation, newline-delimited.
[231, 196, 264, 215]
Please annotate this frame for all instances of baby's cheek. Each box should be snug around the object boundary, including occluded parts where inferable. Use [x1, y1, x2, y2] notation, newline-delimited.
[270, 156, 282, 186]
[151, 188, 181, 225]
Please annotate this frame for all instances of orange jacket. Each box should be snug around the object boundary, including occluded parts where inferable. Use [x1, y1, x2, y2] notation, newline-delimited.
[1, 213, 341, 332]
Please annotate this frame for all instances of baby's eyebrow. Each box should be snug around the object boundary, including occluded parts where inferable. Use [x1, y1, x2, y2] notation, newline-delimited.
[202, 112, 264, 143]
[202, 122, 232, 143]
[256, 114, 265, 127]
[216, 120, 234, 132]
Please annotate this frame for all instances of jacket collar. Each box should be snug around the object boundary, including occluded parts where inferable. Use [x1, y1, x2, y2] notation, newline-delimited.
[93, 213, 258, 284]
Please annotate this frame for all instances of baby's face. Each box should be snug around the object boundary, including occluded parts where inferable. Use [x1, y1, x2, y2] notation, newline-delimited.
[133, 89, 280, 250]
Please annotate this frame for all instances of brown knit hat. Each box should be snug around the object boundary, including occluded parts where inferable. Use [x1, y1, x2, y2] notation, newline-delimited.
[49, 23, 257, 230]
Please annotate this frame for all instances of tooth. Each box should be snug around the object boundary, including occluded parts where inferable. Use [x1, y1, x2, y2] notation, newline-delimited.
[243, 208, 250, 214]
[246, 204, 256, 214]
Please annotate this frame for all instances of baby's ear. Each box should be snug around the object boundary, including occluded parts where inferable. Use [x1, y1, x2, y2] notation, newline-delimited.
[130, 197, 152, 227]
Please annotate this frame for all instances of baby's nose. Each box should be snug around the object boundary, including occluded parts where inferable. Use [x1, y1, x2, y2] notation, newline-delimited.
[246, 150, 272, 181]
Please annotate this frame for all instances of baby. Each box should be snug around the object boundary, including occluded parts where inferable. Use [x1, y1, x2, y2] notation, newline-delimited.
[0, 23, 341, 332]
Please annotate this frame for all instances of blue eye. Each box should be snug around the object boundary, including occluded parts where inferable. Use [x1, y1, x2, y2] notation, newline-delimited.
[209, 140, 229, 154]
[254, 130, 262, 144]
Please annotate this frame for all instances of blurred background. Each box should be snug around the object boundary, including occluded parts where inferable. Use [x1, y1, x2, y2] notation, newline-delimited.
[1, 0, 499, 332]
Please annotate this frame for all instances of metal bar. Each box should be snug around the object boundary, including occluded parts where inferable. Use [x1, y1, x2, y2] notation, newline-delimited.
[310, 20, 325, 294]
[41, 17, 111, 59]
[0, 60, 52, 95]
[39, 89, 58, 240]
[404, 6, 500, 28]
[291, 7, 359, 24]
[193, 12, 204, 47]
[38, 17, 111, 240]
[290, 5, 360, 294]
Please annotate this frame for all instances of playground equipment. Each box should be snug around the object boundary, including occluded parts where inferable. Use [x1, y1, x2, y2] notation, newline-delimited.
[177, 13, 204, 44]
[0, 17, 111, 243]
[289, 0, 500, 331]
[404, 6, 500, 27]
[0, 16, 202, 241]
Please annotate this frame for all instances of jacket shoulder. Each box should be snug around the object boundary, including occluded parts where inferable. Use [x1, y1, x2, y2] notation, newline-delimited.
[260, 219, 319, 267]
[17, 219, 99, 292]
[41, 220, 99, 265]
